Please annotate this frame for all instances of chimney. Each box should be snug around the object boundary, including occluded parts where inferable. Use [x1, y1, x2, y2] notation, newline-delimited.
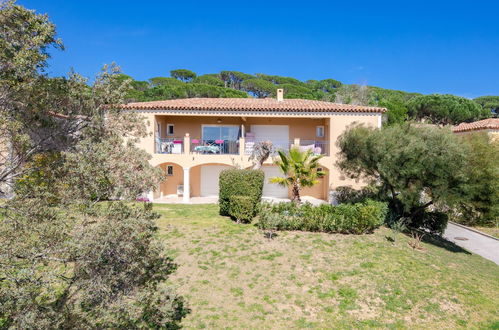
[277, 88, 284, 102]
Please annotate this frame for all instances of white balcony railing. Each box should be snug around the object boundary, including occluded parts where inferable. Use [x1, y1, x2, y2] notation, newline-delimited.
[190, 139, 239, 155]
[156, 138, 184, 154]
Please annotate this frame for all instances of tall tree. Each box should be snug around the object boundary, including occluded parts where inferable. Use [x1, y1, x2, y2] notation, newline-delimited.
[170, 68, 197, 82]
[473, 95, 499, 117]
[337, 123, 469, 233]
[407, 94, 489, 125]
[0, 2, 189, 327]
[241, 78, 275, 98]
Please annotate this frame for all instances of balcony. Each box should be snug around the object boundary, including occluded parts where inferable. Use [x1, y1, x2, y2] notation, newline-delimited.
[298, 140, 330, 156]
[190, 139, 239, 155]
[156, 138, 184, 154]
[155, 135, 330, 157]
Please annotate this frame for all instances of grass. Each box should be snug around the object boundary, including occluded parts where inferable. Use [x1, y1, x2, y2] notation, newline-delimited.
[472, 226, 499, 239]
[154, 203, 499, 329]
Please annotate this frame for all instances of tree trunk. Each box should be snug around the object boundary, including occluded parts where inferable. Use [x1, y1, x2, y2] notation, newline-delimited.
[291, 183, 301, 204]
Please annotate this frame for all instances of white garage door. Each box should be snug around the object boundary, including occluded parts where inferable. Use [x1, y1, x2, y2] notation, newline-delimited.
[200, 165, 232, 197]
[250, 125, 289, 151]
[262, 166, 289, 198]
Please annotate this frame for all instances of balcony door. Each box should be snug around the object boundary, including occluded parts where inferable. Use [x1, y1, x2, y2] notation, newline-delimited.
[201, 125, 240, 154]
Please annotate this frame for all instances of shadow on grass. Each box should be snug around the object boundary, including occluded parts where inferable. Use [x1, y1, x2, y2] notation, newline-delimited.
[422, 233, 471, 254]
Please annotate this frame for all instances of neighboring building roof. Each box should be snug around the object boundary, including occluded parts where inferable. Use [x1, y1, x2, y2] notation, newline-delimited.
[452, 118, 499, 133]
[117, 98, 387, 113]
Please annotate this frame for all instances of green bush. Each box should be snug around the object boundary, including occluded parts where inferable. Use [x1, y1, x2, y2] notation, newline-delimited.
[257, 200, 387, 234]
[229, 195, 254, 223]
[411, 211, 448, 235]
[219, 169, 264, 217]
[335, 185, 381, 204]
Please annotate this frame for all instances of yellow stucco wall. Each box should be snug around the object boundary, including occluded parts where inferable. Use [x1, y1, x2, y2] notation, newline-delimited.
[136, 110, 382, 200]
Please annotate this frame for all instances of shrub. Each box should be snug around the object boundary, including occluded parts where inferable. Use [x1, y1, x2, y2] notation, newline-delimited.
[219, 169, 264, 217]
[229, 195, 254, 223]
[257, 200, 387, 234]
[454, 133, 499, 227]
[335, 185, 381, 204]
[411, 211, 448, 235]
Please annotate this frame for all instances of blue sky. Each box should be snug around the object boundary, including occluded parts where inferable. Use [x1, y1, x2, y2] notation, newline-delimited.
[20, 0, 499, 98]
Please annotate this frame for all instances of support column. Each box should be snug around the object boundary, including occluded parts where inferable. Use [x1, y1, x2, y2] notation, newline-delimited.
[183, 167, 190, 203]
[239, 137, 245, 155]
[293, 137, 300, 148]
[183, 133, 190, 154]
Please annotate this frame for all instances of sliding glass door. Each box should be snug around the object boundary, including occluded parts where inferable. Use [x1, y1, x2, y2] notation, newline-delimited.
[200, 125, 240, 154]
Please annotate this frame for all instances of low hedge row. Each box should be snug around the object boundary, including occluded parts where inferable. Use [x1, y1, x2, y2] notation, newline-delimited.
[219, 169, 264, 220]
[258, 200, 387, 234]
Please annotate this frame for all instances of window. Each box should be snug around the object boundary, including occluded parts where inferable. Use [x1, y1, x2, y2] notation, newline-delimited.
[316, 126, 325, 138]
[202, 125, 240, 141]
[166, 165, 174, 176]
[167, 124, 174, 136]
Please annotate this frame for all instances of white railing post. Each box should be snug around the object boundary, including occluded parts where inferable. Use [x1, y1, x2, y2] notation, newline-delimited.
[183, 133, 190, 154]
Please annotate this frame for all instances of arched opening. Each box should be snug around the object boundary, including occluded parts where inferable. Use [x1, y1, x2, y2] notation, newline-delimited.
[155, 162, 183, 199]
[300, 164, 329, 200]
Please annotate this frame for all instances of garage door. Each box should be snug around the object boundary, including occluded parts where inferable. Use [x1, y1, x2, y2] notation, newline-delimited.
[200, 165, 232, 197]
[262, 166, 289, 198]
[250, 125, 289, 151]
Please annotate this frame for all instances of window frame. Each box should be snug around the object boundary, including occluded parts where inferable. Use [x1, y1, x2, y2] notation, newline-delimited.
[316, 125, 325, 138]
[166, 165, 174, 176]
[166, 124, 175, 136]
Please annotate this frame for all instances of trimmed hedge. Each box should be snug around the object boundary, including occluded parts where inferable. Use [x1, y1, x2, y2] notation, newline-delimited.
[219, 169, 264, 217]
[229, 195, 254, 223]
[258, 200, 387, 234]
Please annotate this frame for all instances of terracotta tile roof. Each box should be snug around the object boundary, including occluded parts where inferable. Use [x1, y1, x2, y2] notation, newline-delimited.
[116, 98, 386, 113]
[452, 118, 499, 133]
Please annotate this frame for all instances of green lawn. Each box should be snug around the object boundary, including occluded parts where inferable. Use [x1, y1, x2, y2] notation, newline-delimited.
[154, 203, 499, 329]
[472, 226, 499, 239]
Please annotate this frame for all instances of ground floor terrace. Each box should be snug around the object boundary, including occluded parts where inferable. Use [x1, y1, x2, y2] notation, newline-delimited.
[150, 162, 332, 202]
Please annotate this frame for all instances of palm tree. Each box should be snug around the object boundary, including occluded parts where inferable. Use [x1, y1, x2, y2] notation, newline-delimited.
[270, 147, 326, 203]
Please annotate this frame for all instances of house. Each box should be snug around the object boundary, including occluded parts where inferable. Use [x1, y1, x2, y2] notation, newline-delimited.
[452, 118, 499, 141]
[119, 89, 386, 202]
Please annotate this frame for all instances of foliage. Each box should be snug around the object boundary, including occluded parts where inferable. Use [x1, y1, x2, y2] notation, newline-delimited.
[0, 202, 189, 328]
[249, 140, 275, 169]
[170, 68, 197, 82]
[334, 185, 383, 204]
[220, 71, 254, 89]
[228, 195, 254, 223]
[473, 95, 499, 116]
[138, 83, 248, 101]
[257, 200, 387, 234]
[411, 211, 449, 235]
[337, 123, 468, 233]
[192, 74, 225, 87]
[454, 133, 499, 226]
[241, 78, 276, 98]
[334, 84, 373, 105]
[309, 79, 343, 93]
[219, 169, 264, 217]
[271, 147, 325, 203]
[407, 94, 489, 125]
[149, 76, 183, 87]
[0, 2, 188, 328]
